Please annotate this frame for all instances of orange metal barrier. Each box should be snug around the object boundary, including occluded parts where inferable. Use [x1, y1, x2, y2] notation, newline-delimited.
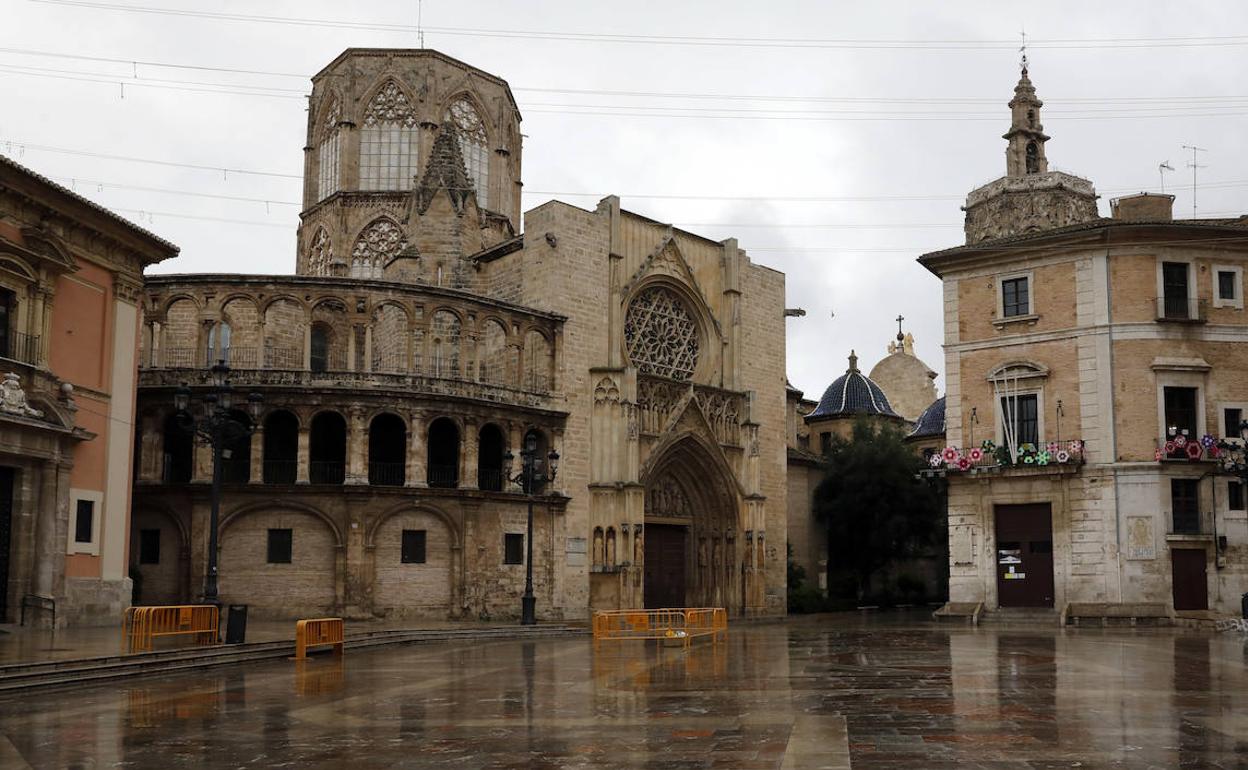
[592, 607, 727, 650]
[295, 618, 345, 660]
[123, 605, 220, 654]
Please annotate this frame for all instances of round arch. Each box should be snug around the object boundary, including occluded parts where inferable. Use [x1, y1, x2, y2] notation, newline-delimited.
[219, 499, 345, 548]
[365, 501, 462, 549]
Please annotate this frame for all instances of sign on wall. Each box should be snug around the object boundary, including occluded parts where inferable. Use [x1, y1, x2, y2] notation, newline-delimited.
[1125, 517, 1156, 560]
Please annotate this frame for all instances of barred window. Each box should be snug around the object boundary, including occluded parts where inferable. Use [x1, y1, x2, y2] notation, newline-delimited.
[361, 81, 419, 191]
[446, 98, 490, 209]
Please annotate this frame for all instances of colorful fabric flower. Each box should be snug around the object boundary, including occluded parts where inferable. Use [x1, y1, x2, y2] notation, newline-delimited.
[981, 440, 996, 453]
[1201, 434, 1217, 448]
[1175, 434, 1188, 448]
[1021, 442, 1036, 453]
[1047, 442, 1060, 453]
[1023, 454, 1035, 464]
[1154, 448, 1164, 462]
[1056, 450, 1071, 463]
[1037, 451, 1051, 465]
[928, 453, 943, 468]
[957, 457, 971, 471]
[1164, 441, 1176, 454]
[942, 447, 959, 462]
[1186, 442, 1203, 460]
[1068, 440, 1084, 453]
[968, 447, 984, 463]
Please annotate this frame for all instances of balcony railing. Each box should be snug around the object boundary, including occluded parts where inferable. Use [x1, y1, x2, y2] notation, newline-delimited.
[161, 347, 197, 368]
[1171, 508, 1203, 536]
[478, 467, 504, 492]
[1155, 434, 1223, 462]
[926, 439, 1086, 473]
[368, 461, 405, 487]
[218, 346, 259, 369]
[0, 331, 41, 366]
[309, 460, 345, 485]
[1155, 296, 1208, 323]
[264, 346, 303, 370]
[427, 464, 458, 488]
[262, 459, 297, 484]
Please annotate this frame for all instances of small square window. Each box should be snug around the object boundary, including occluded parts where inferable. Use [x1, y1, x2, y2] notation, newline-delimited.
[139, 529, 161, 565]
[504, 533, 524, 565]
[1230, 482, 1245, 511]
[267, 529, 293, 564]
[1218, 270, 1237, 301]
[74, 500, 94, 544]
[401, 529, 427, 564]
[1002, 277, 1030, 317]
[1225, 408, 1244, 439]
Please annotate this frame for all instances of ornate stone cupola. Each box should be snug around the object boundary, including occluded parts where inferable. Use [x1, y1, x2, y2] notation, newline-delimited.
[962, 64, 1099, 243]
[1004, 66, 1049, 177]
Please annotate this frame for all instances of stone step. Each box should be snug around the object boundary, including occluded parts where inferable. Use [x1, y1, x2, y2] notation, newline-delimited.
[0, 625, 585, 694]
[977, 608, 1060, 626]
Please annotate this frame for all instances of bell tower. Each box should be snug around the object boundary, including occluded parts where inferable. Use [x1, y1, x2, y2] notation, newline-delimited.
[960, 61, 1099, 243]
[1003, 66, 1050, 176]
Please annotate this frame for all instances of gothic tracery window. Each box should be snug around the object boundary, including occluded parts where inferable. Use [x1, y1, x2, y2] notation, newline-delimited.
[360, 80, 420, 191]
[351, 218, 406, 279]
[625, 286, 700, 381]
[307, 227, 332, 276]
[445, 97, 490, 209]
[317, 94, 342, 201]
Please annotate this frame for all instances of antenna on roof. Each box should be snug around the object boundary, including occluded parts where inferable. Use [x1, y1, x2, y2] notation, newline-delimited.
[1158, 160, 1174, 193]
[417, 0, 425, 48]
[1181, 144, 1207, 218]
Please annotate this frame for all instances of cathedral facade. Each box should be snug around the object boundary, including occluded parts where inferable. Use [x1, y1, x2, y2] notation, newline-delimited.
[131, 49, 788, 620]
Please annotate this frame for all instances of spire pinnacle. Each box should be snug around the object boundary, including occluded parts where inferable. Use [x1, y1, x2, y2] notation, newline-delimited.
[848, 350, 859, 373]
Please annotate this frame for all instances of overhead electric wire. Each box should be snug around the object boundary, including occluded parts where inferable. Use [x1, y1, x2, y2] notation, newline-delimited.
[27, 1, 1248, 50]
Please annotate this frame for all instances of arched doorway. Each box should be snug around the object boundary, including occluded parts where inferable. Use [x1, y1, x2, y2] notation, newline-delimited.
[368, 413, 406, 486]
[641, 436, 740, 613]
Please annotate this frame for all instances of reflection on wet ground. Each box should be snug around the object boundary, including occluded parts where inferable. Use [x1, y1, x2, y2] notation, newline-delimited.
[0, 612, 1245, 768]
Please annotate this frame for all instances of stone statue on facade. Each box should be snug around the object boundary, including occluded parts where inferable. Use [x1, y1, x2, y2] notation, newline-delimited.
[0, 373, 43, 418]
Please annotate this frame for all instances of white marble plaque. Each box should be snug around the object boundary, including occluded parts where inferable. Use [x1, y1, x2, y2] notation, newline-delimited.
[951, 526, 974, 565]
[1126, 516, 1156, 560]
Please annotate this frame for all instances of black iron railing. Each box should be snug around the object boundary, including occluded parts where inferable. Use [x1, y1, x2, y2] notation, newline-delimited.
[309, 460, 345, 484]
[263, 459, 298, 484]
[368, 461, 405, 487]
[427, 464, 458, 488]
[478, 467, 504, 492]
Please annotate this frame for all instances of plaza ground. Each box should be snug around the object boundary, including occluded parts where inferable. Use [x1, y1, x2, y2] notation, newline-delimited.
[0, 612, 1245, 768]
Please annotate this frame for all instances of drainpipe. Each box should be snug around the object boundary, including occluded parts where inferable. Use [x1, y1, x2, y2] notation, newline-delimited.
[1104, 244, 1125, 604]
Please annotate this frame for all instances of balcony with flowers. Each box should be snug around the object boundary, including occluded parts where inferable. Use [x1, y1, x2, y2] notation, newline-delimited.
[925, 439, 1086, 475]
[1154, 430, 1225, 463]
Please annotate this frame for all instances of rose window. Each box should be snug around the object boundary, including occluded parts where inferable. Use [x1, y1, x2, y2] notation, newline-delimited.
[624, 287, 700, 381]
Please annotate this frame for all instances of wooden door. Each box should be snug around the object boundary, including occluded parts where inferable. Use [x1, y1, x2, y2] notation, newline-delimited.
[1170, 548, 1208, 611]
[644, 524, 686, 609]
[0, 468, 12, 621]
[995, 504, 1055, 608]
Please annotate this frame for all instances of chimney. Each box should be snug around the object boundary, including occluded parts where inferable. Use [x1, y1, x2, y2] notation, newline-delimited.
[1110, 193, 1174, 221]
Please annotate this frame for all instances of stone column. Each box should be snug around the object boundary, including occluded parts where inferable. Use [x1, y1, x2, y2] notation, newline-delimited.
[296, 426, 310, 484]
[347, 327, 358, 373]
[302, 323, 313, 370]
[346, 406, 367, 484]
[363, 325, 373, 373]
[256, 319, 267, 368]
[461, 420, 479, 490]
[191, 438, 212, 483]
[32, 462, 61, 599]
[406, 411, 427, 487]
[248, 429, 263, 484]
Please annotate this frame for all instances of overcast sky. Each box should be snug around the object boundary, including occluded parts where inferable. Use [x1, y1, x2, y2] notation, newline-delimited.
[3, 1, 1246, 400]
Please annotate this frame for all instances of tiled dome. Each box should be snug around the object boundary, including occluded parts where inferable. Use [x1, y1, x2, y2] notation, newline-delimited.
[908, 396, 946, 439]
[807, 351, 900, 420]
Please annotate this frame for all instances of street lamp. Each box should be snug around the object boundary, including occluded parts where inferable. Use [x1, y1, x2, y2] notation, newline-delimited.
[1218, 419, 1248, 481]
[503, 432, 559, 626]
[174, 360, 263, 606]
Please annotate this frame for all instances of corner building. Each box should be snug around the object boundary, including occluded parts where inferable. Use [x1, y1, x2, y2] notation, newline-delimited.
[923, 66, 1248, 619]
[133, 49, 788, 620]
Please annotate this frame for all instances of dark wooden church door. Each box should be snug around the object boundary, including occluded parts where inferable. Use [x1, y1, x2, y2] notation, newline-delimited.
[644, 524, 686, 609]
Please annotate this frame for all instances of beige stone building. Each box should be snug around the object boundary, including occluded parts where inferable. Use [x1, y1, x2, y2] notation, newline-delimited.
[132, 49, 788, 620]
[923, 66, 1248, 618]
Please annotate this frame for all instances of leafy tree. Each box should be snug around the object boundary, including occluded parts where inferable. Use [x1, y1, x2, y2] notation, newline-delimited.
[812, 418, 944, 601]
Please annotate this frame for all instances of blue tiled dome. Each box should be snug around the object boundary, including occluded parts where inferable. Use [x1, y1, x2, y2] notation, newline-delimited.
[807, 351, 900, 420]
[908, 396, 946, 438]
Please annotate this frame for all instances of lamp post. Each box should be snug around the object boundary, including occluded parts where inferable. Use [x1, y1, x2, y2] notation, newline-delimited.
[174, 360, 263, 606]
[503, 433, 559, 626]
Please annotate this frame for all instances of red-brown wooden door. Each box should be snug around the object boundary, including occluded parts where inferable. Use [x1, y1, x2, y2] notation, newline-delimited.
[644, 524, 686, 609]
[995, 504, 1055, 608]
[1170, 548, 1208, 611]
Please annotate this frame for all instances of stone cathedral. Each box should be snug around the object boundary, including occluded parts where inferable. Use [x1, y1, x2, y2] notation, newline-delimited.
[131, 49, 788, 620]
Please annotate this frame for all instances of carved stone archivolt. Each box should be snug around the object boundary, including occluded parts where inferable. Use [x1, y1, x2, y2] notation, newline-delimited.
[624, 287, 700, 381]
[637, 375, 744, 447]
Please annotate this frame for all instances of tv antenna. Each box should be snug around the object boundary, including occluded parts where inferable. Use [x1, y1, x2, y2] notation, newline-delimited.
[1158, 161, 1173, 193]
[1181, 144, 1207, 218]
[417, 0, 425, 48]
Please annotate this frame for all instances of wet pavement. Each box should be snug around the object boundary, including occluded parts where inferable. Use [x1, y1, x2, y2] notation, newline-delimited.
[0, 612, 1245, 768]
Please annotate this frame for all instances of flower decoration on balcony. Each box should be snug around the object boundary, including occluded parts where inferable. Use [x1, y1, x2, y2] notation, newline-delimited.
[1174, 434, 1188, 448]
[1200, 434, 1217, 449]
[1154, 448, 1164, 462]
[930, 438, 1084, 472]
[1186, 442, 1203, 460]
[1159, 433, 1223, 461]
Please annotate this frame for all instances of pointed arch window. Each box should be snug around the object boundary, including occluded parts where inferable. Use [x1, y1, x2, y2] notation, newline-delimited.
[317, 94, 342, 201]
[361, 80, 420, 191]
[307, 227, 332, 276]
[446, 98, 490, 209]
[351, 218, 406, 279]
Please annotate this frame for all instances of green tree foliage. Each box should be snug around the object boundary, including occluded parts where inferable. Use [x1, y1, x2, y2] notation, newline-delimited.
[812, 419, 944, 600]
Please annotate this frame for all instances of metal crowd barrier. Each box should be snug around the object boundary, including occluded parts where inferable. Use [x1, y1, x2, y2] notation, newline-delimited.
[295, 618, 345, 660]
[123, 605, 220, 654]
[592, 607, 728, 649]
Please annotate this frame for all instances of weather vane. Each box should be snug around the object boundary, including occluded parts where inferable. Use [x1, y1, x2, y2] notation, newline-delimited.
[1019, 27, 1028, 72]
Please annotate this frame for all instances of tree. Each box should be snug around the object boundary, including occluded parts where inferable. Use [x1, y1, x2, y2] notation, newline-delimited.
[812, 418, 944, 602]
